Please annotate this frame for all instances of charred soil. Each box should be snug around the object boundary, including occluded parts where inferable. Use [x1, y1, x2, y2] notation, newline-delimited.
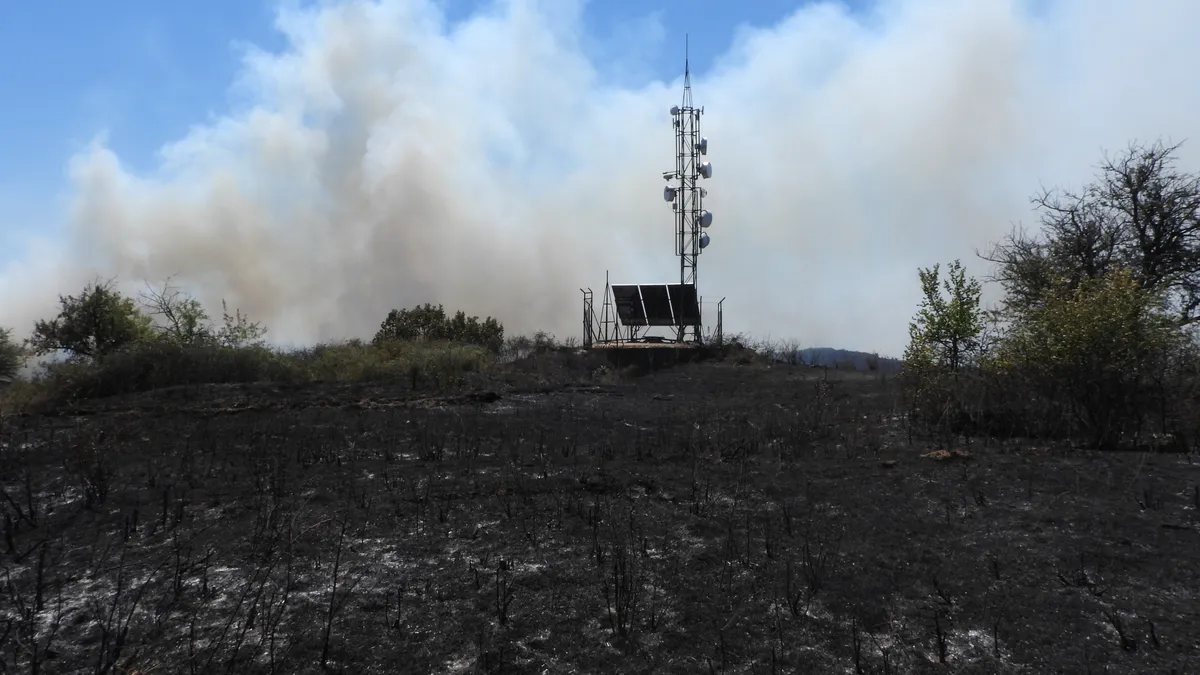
[1, 356, 1198, 673]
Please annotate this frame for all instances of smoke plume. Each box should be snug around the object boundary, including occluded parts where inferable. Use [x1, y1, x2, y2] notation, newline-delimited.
[2, 0, 1199, 356]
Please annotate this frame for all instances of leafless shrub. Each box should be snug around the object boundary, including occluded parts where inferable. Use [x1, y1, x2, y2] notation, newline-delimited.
[1, 471, 40, 531]
[798, 523, 843, 600]
[2, 541, 65, 674]
[320, 519, 349, 668]
[494, 558, 516, 626]
[598, 505, 644, 639]
[91, 540, 169, 674]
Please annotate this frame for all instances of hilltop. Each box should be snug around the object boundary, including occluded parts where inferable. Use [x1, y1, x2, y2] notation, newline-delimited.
[795, 347, 903, 373]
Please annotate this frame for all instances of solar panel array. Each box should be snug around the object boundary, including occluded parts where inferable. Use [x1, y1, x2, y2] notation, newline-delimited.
[609, 283, 701, 328]
[668, 284, 701, 325]
[640, 285, 673, 326]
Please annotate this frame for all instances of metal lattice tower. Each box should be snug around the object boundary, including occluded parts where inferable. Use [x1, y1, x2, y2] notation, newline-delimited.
[663, 36, 712, 343]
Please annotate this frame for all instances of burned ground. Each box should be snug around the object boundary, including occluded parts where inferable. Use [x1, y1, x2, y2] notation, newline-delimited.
[1, 356, 1198, 673]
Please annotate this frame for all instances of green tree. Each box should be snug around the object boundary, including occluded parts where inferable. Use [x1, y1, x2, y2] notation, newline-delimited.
[214, 300, 267, 348]
[903, 259, 984, 373]
[28, 280, 153, 359]
[375, 304, 450, 343]
[374, 304, 504, 353]
[977, 141, 1200, 447]
[140, 280, 214, 345]
[0, 326, 25, 381]
[140, 279, 266, 348]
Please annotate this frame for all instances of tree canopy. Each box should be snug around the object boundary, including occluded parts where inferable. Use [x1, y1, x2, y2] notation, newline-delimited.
[984, 140, 1200, 324]
[0, 327, 23, 381]
[27, 280, 153, 359]
[908, 140, 1200, 448]
[374, 304, 504, 353]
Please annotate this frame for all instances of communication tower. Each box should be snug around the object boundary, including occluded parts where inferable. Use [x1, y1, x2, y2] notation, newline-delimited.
[582, 37, 724, 350]
[661, 36, 713, 342]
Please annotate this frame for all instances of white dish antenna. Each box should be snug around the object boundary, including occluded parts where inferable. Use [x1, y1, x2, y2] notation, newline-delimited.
[664, 186, 676, 202]
[697, 137, 708, 155]
[699, 232, 711, 249]
[698, 162, 712, 179]
[699, 210, 713, 228]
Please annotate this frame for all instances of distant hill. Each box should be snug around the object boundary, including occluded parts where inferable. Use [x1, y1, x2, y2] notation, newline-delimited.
[790, 347, 903, 373]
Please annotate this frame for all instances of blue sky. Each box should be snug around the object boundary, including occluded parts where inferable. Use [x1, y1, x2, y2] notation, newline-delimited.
[3, 0, 1196, 354]
[1, 0, 273, 259]
[0, 0, 863, 263]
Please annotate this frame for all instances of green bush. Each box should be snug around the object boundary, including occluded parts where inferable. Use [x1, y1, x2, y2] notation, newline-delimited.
[35, 341, 300, 402]
[0, 327, 23, 381]
[502, 331, 561, 360]
[989, 267, 1183, 448]
[287, 339, 495, 384]
[5, 285, 510, 409]
[7, 338, 499, 408]
[374, 304, 504, 353]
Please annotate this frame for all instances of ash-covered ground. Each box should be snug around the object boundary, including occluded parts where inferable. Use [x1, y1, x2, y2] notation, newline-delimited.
[2, 354, 1198, 673]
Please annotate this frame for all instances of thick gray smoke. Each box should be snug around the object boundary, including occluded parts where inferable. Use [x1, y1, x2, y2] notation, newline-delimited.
[2, 0, 1199, 356]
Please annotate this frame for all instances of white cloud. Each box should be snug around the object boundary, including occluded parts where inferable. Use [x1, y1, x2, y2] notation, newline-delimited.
[1, 0, 1198, 356]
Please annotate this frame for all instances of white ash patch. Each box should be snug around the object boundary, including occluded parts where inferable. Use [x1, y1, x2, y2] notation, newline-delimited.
[917, 625, 1010, 666]
[441, 652, 477, 674]
[473, 518, 503, 531]
[800, 597, 834, 621]
[509, 560, 547, 575]
[482, 395, 544, 416]
[708, 491, 738, 510]
[638, 630, 664, 650]
[671, 523, 708, 555]
[0, 440, 47, 455]
[579, 614, 626, 657]
[351, 538, 421, 575]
